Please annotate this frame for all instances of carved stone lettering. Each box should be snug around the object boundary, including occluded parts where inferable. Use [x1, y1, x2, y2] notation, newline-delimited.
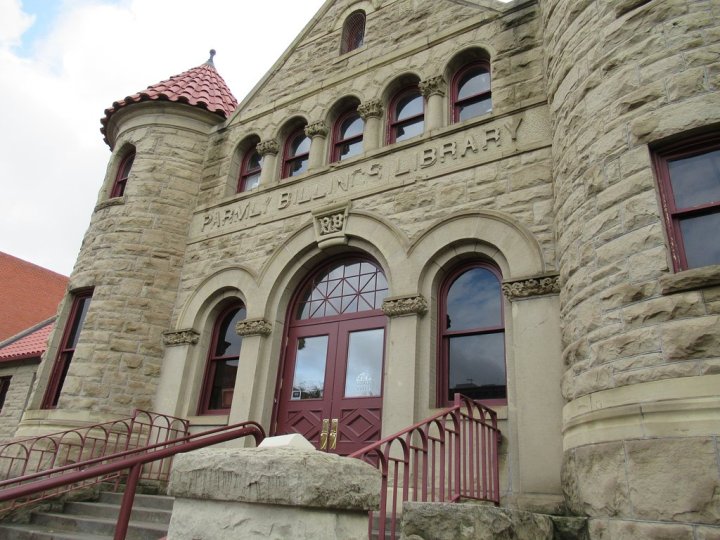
[319, 213, 345, 235]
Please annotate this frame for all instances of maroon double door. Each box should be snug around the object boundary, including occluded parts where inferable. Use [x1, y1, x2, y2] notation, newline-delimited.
[274, 259, 388, 455]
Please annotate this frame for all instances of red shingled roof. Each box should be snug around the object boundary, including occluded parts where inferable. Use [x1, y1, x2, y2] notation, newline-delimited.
[0, 320, 54, 362]
[101, 51, 237, 145]
[0, 252, 68, 342]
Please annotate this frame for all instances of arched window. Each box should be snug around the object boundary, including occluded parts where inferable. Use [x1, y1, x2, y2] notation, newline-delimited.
[341, 10, 366, 54]
[282, 127, 311, 179]
[452, 62, 492, 123]
[110, 150, 135, 198]
[198, 303, 246, 414]
[388, 87, 424, 144]
[238, 146, 262, 192]
[438, 263, 506, 406]
[331, 109, 364, 162]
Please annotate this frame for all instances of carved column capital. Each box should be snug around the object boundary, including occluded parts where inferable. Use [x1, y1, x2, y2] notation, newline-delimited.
[358, 99, 383, 119]
[162, 329, 200, 346]
[419, 75, 447, 98]
[236, 318, 272, 337]
[256, 139, 279, 156]
[502, 274, 561, 301]
[382, 294, 428, 317]
[304, 121, 328, 138]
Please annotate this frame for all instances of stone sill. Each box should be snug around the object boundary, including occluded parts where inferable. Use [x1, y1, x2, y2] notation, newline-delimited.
[94, 196, 125, 212]
[659, 264, 720, 295]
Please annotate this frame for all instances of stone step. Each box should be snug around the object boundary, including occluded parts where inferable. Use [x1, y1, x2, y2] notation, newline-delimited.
[63, 501, 172, 524]
[0, 490, 174, 540]
[97, 491, 174, 511]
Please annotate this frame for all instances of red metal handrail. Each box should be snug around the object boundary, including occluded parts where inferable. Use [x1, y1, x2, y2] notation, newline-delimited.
[0, 420, 265, 540]
[0, 409, 189, 481]
[350, 394, 501, 539]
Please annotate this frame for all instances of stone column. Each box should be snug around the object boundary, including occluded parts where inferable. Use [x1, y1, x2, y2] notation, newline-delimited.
[154, 329, 200, 416]
[502, 276, 563, 507]
[228, 318, 272, 429]
[380, 294, 428, 436]
[305, 121, 328, 170]
[256, 139, 279, 186]
[419, 75, 446, 132]
[358, 99, 383, 152]
[167, 446, 381, 540]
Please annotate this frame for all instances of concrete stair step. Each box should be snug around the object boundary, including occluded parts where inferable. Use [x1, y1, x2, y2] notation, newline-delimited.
[63, 501, 172, 524]
[0, 491, 174, 540]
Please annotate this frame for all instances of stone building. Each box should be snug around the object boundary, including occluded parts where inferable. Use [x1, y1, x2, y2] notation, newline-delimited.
[12, 0, 720, 537]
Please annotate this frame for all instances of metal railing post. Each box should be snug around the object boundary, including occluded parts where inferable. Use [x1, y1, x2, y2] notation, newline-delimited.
[114, 463, 141, 540]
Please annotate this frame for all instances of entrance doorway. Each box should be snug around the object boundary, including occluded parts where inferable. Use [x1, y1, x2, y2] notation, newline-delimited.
[274, 258, 388, 455]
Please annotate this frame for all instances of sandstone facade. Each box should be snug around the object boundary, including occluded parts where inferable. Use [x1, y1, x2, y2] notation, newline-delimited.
[15, 0, 720, 537]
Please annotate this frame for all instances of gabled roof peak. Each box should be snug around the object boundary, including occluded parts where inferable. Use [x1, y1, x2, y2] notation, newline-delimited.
[100, 50, 238, 146]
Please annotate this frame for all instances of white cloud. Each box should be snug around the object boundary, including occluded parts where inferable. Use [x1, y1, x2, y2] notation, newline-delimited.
[0, 0, 34, 48]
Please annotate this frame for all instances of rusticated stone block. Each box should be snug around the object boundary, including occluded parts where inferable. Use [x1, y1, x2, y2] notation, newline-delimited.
[588, 518, 694, 540]
[562, 443, 631, 518]
[621, 293, 704, 328]
[625, 438, 720, 524]
[661, 316, 720, 361]
[399, 502, 555, 540]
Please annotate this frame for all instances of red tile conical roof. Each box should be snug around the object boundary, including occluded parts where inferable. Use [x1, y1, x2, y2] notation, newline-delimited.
[100, 50, 237, 145]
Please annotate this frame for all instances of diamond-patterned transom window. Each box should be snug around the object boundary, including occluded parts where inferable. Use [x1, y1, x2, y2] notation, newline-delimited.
[296, 260, 388, 320]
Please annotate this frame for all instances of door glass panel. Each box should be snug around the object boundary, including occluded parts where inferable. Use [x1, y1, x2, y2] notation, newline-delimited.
[291, 335, 329, 400]
[344, 328, 384, 398]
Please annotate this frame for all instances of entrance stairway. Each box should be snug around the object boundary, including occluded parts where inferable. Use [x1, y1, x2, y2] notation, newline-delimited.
[0, 491, 173, 540]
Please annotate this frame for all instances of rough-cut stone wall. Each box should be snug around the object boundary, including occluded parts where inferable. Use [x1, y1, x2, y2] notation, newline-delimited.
[42, 106, 218, 416]
[0, 362, 37, 443]
[539, 0, 720, 531]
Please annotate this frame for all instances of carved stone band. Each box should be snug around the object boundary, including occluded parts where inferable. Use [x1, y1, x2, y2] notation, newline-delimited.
[382, 295, 428, 317]
[502, 275, 560, 300]
[163, 329, 200, 346]
[419, 76, 446, 98]
[358, 99, 383, 119]
[256, 139, 279, 156]
[236, 318, 272, 337]
[304, 121, 328, 138]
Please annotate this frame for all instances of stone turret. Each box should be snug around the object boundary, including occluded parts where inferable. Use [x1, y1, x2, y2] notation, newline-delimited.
[24, 52, 236, 427]
[540, 1, 720, 536]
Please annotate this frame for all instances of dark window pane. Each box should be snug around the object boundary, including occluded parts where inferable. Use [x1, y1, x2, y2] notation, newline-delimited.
[291, 134, 311, 156]
[246, 151, 262, 171]
[215, 307, 246, 357]
[448, 333, 505, 401]
[446, 268, 502, 331]
[67, 296, 91, 348]
[668, 149, 720, 209]
[395, 119, 424, 142]
[340, 115, 364, 139]
[458, 97, 492, 122]
[243, 172, 260, 191]
[679, 211, 720, 268]
[396, 93, 423, 121]
[345, 329, 384, 397]
[458, 70, 490, 100]
[338, 139, 363, 160]
[208, 359, 239, 410]
[291, 336, 328, 400]
[288, 156, 309, 176]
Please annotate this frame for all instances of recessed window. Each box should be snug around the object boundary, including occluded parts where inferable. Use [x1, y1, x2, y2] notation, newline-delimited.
[198, 303, 246, 414]
[652, 132, 720, 271]
[332, 109, 364, 162]
[0, 377, 11, 411]
[388, 87, 424, 144]
[341, 10, 365, 54]
[238, 146, 262, 192]
[110, 151, 135, 198]
[452, 62, 492, 123]
[438, 263, 506, 406]
[42, 291, 92, 409]
[283, 127, 311, 179]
